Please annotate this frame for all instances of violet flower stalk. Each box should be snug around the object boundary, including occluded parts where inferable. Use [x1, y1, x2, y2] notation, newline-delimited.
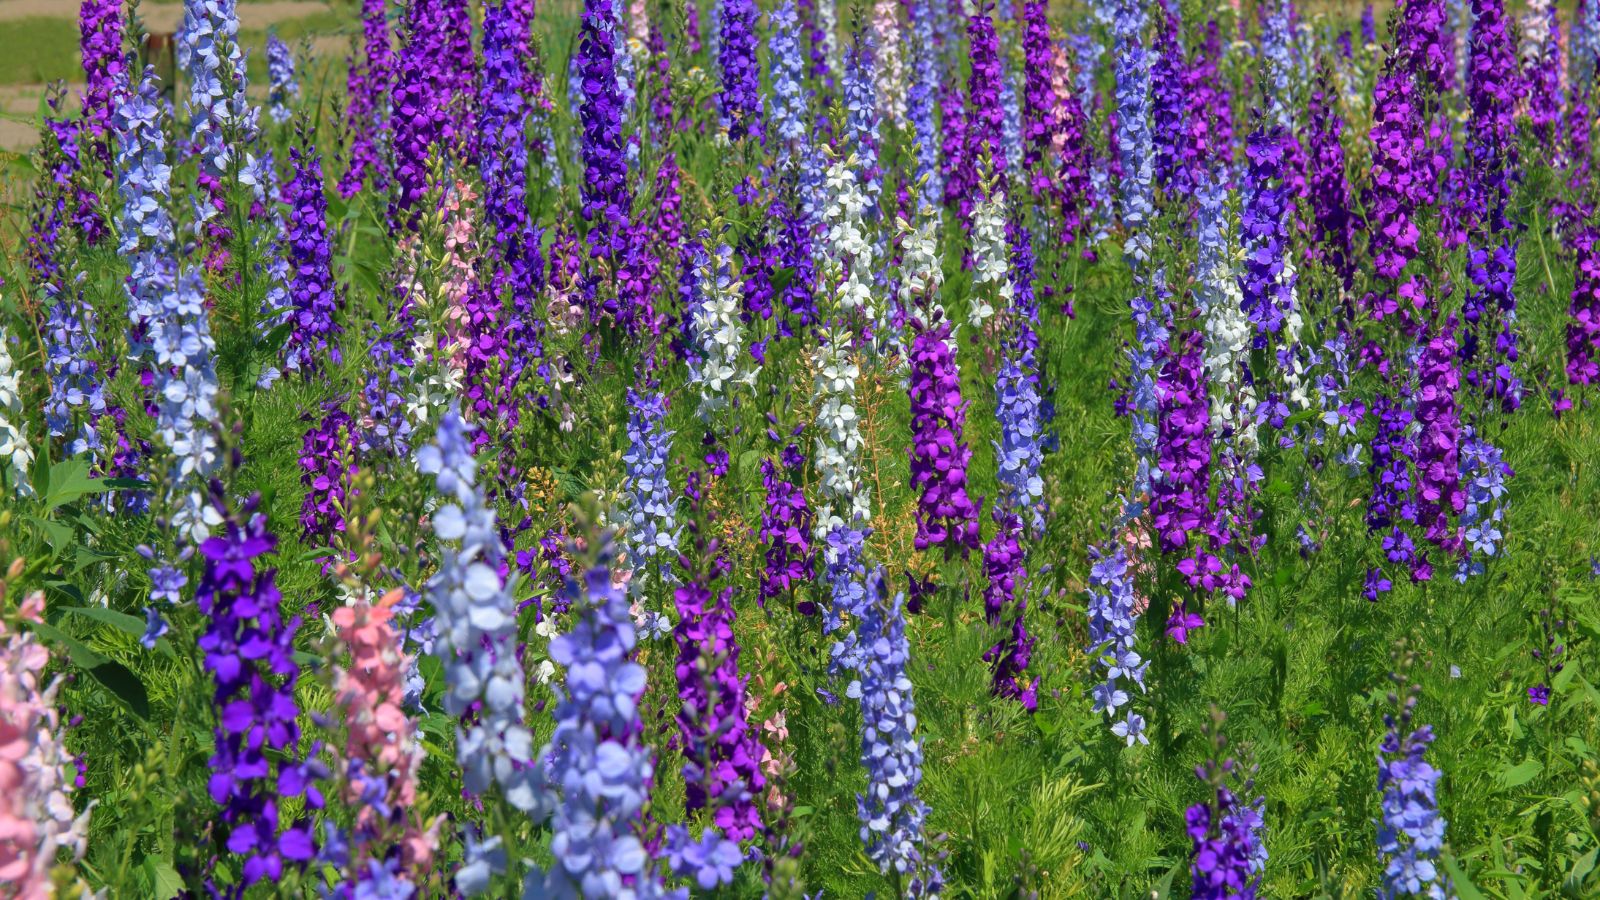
[1376, 653, 1452, 899]
[1152, 330, 1221, 603]
[844, 30, 884, 213]
[1186, 709, 1268, 899]
[769, 0, 810, 170]
[671, 512, 765, 851]
[1463, 0, 1524, 412]
[283, 131, 343, 377]
[298, 404, 357, 549]
[1307, 68, 1355, 288]
[759, 431, 815, 609]
[478, 0, 545, 400]
[78, 0, 125, 143]
[907, 0, 942, 208]
[578, 0, 634, 260]
[832, 568, 943, 895]
[115, 68, 221, 540]
[908, 315, 982, 556]
[416, 409, 543, 816]
[389, 0, 448, 227]
[958, 3, 1005, 220]
[1113, 0, 1154, 275]
[1149, 1, 1191, 196]
[1570, 226, 1600, 385]
[1086, 540, 1147, 745]
[339, 0, 394, 198]
[1414, 319, 1465, 556]
[1019, 0, 1058, 200]
[266, 31, 298, 124]
[526, 546, 677, 898]
[197, 485, 321, 886]
[621, 388, 679, 582]
[718, 0, 762, 142]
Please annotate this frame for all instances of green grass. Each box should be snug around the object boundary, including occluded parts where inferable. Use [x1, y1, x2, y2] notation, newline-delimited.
[0, 18, 86, 85]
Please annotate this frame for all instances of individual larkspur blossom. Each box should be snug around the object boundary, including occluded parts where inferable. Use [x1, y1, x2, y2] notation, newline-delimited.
[907, 0, 942, 208]
[1570, 226, 1600, 385]
[768, 1, 809, 169]
[620, 388, 679, 581]
[1187, 709, 1268, 899]
[578, 0, 633, 258]
[689, 243, 757, 421]
[526, 547, 678, 898]
[969, 185, 1012, 329]
[908, 315, 982, 556]
[266, 31, 298, 124]
[196, 486, 321, 886]
[831, 569, 942, 895]
[415, 410, 542, 817]
[1376, 652, 1452, 899]
[78, 0, 125, 142]
[1454, 428, 1511, 581]
[299, 405, 357, 550]
[115, 69, 221, 539]
[0, 593, 91, 894]
[671, 512, 765, 848]
[340, 0, 395, 197]
[1086, 540, 1147, 744]
[1113, 0, 1154, 276]
[283, 133, 343, 377]
[718, 0, 762, 141]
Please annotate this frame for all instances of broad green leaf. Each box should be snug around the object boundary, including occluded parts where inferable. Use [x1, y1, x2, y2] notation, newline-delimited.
[61, 606, 175, 658]
[1440, 853, 1486, 900]
[142, 856, 183, 900]
[27, 621, 149, 718]
[1497, 758, 1543, 789]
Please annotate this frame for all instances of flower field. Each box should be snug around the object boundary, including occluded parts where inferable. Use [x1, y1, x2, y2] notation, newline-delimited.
[3, 0, 1600, 896]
